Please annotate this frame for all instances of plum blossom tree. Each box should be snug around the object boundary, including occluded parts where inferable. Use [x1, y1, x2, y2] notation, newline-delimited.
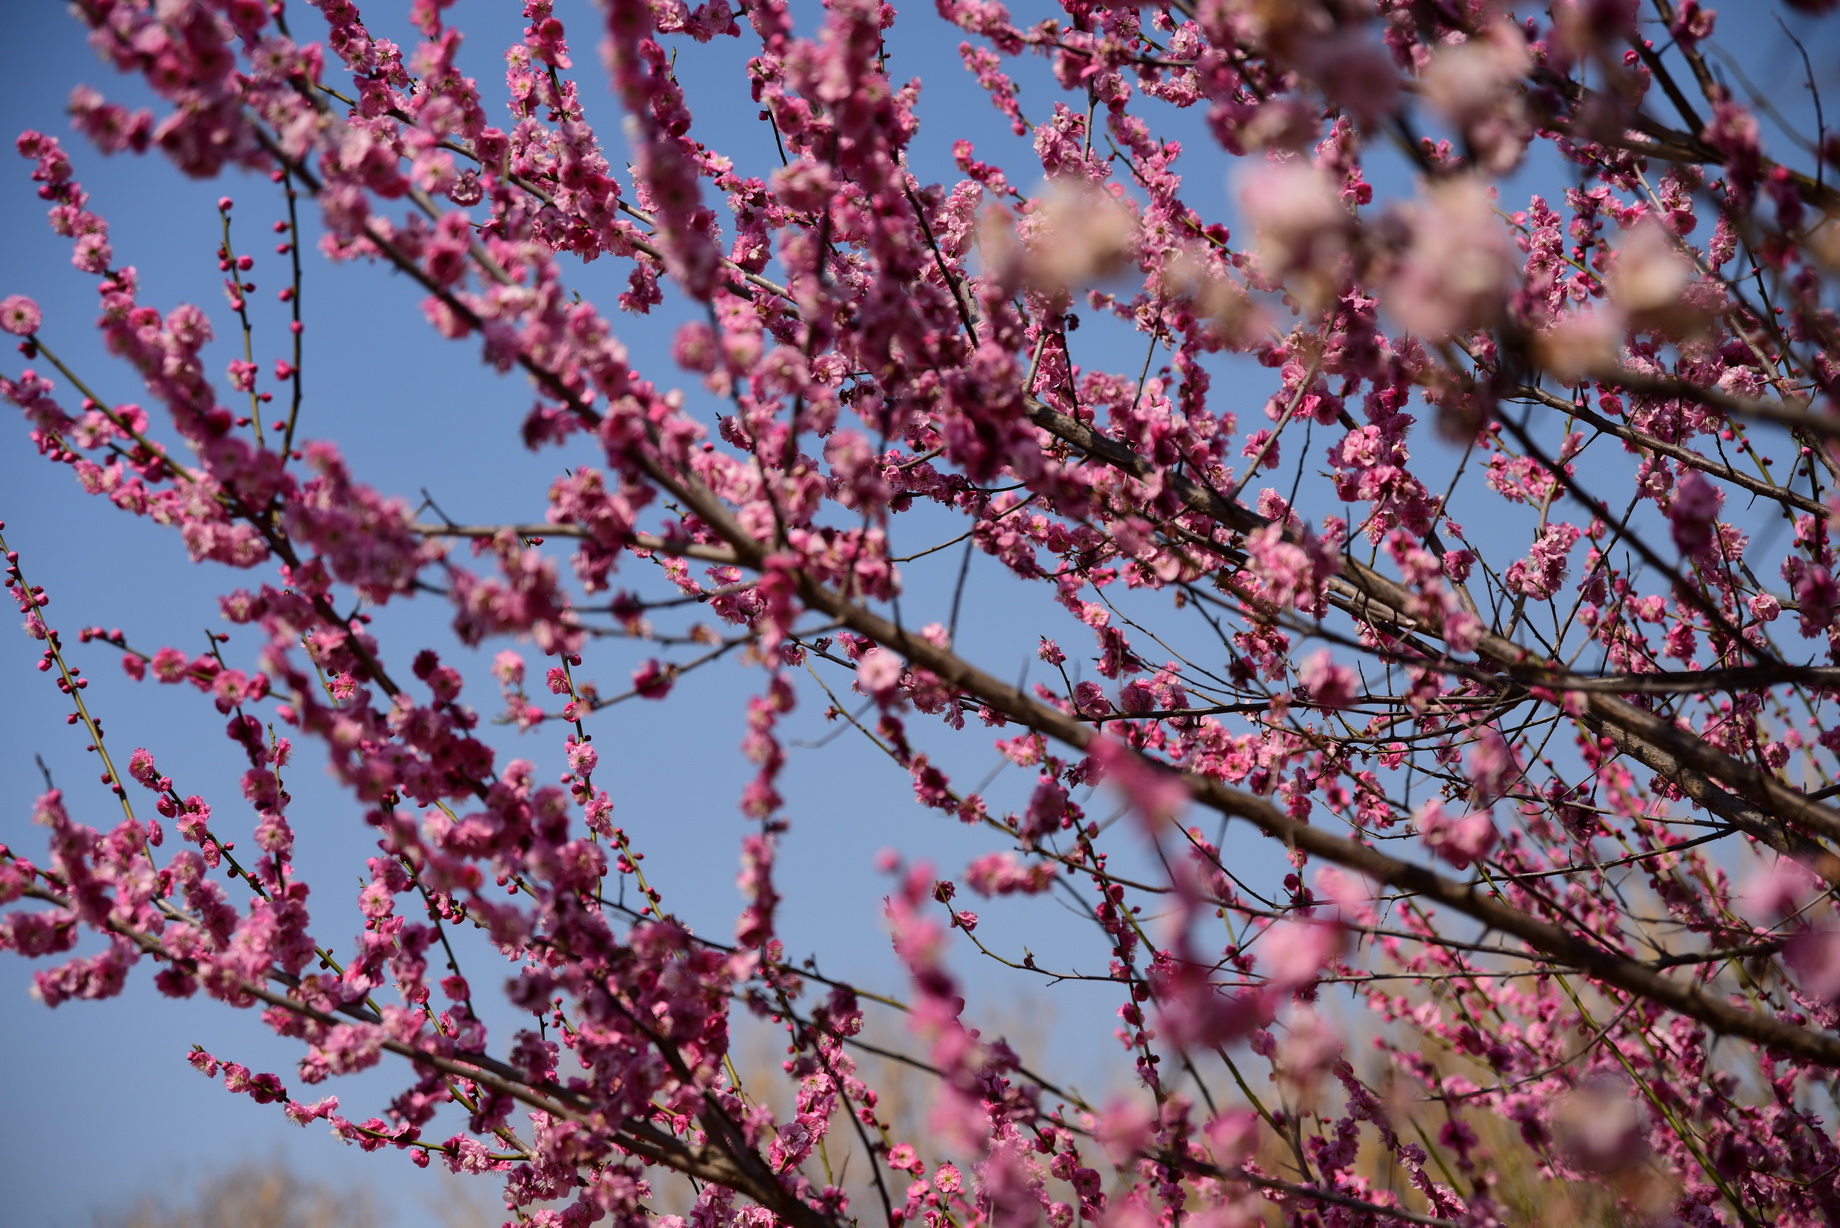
[7, 1, 1840, 1226]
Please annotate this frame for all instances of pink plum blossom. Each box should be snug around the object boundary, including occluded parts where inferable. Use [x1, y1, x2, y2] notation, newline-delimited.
[0, 294, 40, 335]
[1417, 801, 1498, 871]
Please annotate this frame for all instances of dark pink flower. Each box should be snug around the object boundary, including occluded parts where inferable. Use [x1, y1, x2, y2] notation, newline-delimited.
[1669, 471, 1723, 556]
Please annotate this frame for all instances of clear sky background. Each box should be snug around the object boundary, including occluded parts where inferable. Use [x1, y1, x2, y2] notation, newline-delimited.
[3, 3, 1838, 1226]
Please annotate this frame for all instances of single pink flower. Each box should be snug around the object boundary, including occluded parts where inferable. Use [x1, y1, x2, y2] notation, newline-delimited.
[1259, 918, 1345, 992]
[1387, 176, 1518, 338]
[0, 295, 41, 335]
[1669, 470, 1723, 556]
[1297, 649, 1358, 711]
[1094, 1097, 1154, 1168]
[855, 647, 903, 702]
[1417, 800, 1498, 870]
[1086, 736, 1188, 827]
